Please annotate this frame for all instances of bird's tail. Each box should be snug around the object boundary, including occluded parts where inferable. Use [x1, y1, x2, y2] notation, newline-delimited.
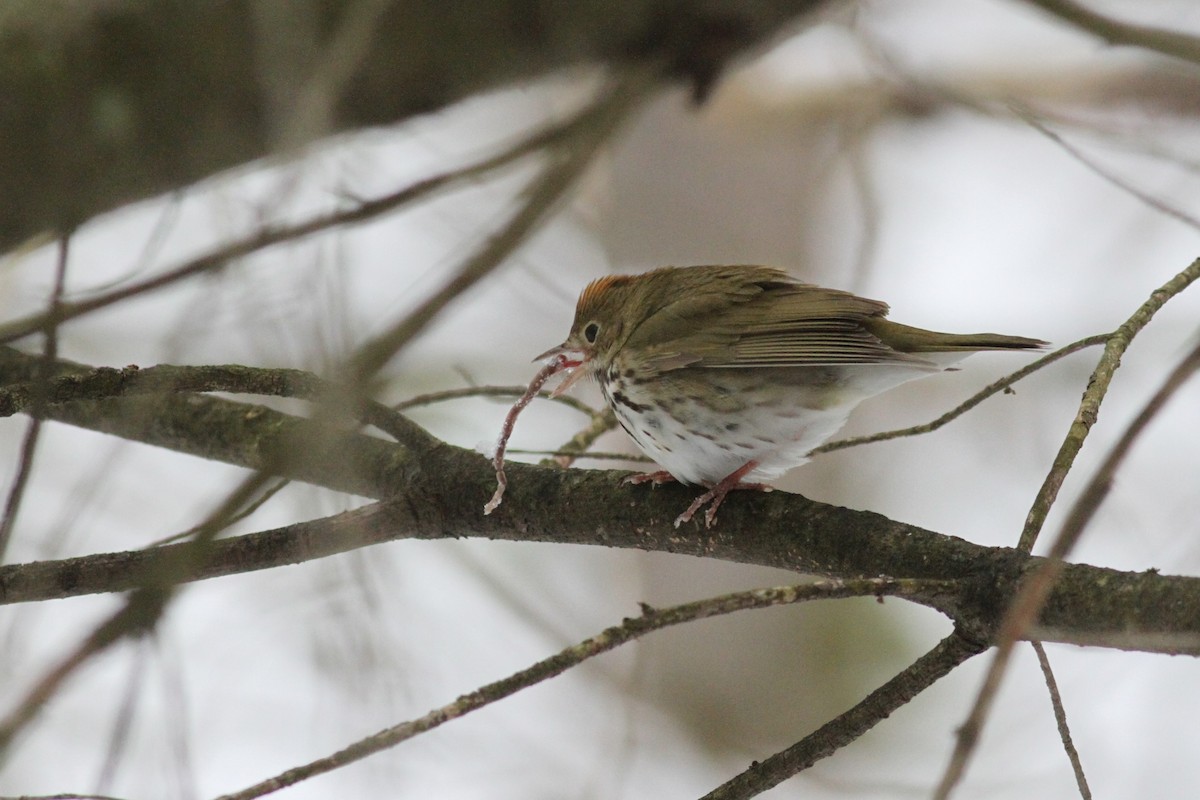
[866, 319, 1048, 353]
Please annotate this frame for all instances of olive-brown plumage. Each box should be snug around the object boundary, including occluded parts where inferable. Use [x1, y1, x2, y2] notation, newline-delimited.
[539, 265, 1044, 527]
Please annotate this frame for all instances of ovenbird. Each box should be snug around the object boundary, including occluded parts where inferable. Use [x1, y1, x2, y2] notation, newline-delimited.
[537, 265, 1045, 528]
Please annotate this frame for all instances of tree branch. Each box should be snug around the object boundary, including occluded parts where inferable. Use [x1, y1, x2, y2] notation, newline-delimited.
[215, 578, 933, 800]
[936, 335, 1200, 798]
[702, 630, 983, 799]
[1019, 256, 1200, 551]
[1, 347, 1199, 655]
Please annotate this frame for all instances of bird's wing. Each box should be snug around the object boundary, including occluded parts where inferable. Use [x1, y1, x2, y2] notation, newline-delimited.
[628, 270, 930, 370]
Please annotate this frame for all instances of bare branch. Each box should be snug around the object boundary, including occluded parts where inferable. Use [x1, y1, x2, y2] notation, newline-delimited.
[1020, 256, 1200, 551]
[937, 336, 1200, 799]
[213, 578, 950, 800]
[3, 349, 1200, 657]
[542, 407, 621, 468]
[3, 479, 1200, 657]
[0, 361, 433, 448]
[521, 448, 648, 463]
[701, 631, 983, 800]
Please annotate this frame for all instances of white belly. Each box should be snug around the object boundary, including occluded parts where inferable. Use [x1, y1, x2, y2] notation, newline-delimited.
[599, 362, 943, 486]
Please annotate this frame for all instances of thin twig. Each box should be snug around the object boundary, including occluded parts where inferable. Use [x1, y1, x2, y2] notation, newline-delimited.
[1019, 257, 1200, 552]
[811, 335, 1107, 456]
[1032, 641, 1091, 799]
[1017, 109, 1200, 232]
[279, 0, 396, 148]
[519, 448, 649, 463]
[935, 336, 1200, 800]
[94, 640, 148, 792]
[0, 234, 70, 562]
[541, 407, 621, 468]
[393, 384, 596, 416]
[701, 630, 984, 800]
[213, 578, 948, 800]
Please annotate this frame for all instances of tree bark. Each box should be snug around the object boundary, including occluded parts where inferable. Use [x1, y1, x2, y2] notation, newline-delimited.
[2, 346, 1198, 656]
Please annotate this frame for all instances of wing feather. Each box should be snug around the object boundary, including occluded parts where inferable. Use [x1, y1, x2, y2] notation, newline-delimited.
[623, 266, 925, 370]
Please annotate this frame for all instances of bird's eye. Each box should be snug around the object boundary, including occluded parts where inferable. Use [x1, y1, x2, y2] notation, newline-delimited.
[583, 322, 600, 343]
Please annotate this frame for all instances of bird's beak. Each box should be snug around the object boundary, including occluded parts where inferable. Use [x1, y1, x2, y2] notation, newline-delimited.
[533, 343, 589, 397]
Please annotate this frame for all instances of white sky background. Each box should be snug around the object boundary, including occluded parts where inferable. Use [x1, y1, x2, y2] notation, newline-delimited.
[3, 0, 1200, 798]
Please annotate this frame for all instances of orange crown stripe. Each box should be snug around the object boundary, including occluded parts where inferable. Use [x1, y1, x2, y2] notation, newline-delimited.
[579, 275, 633, 309]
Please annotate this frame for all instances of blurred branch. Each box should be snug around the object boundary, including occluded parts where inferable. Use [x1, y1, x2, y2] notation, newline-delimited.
[717, 54, 1200, 137]
[1019, 256, 1200, 552]
[0, 0, 829, 250]
[0, 466, 274, 755]
[145, 478, 292, 548]
[0, 234, 69, 561]
[811, 335, 1108, 456]
[543, 406, 620, 468]
[702, 630, 983, 800]
[1025, 0, 1200, 65]
[938, 336, 1200, 799]
[1018, 110, 1200, 231]
[215, 578, 935, 800]
[0, 337, 494, 754]
[0, 582, 169, 755]
[0, 92, 625, 345]
[345, 68, 655, 382]
[271, 0, 398, 149]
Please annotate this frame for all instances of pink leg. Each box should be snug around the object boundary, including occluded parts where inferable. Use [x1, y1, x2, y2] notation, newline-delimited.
[674, 461, 772, 529]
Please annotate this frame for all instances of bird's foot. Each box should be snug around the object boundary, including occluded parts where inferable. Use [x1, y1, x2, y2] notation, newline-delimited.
[672, 461, 770, 529]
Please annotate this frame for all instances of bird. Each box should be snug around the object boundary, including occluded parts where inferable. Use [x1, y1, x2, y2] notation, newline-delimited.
[536, 265, 1046, 528]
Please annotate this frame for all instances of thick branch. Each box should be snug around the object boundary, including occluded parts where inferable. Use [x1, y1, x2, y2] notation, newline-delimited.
[0, 349, 1198, 654]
